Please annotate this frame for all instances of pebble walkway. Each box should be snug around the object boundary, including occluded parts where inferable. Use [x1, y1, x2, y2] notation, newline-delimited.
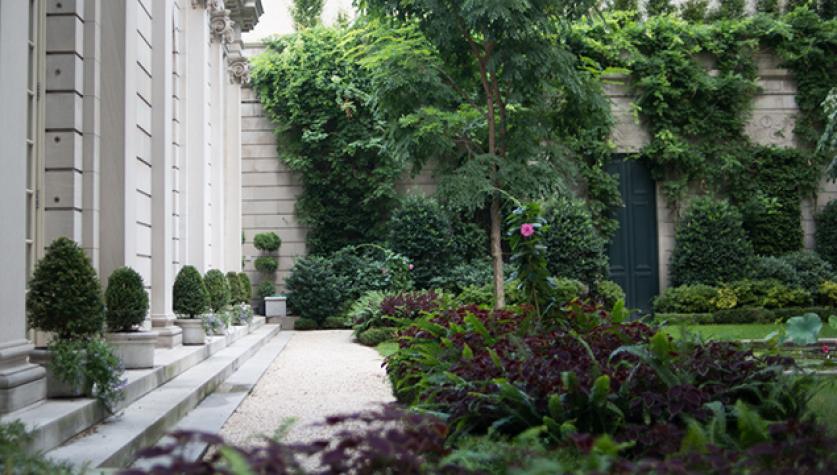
[219, 329, 395, 447]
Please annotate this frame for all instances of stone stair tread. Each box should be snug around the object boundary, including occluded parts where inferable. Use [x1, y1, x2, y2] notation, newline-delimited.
[45, 323, 279, 468]
[1, 318, 267, 454]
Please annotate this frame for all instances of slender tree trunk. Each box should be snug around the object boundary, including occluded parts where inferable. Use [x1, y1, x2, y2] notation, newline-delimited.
[490, 191, 505, 309]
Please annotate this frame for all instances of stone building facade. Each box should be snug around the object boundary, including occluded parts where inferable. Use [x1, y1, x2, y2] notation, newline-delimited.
[0, 0, 263, 415]
[240, 47, 837, 299]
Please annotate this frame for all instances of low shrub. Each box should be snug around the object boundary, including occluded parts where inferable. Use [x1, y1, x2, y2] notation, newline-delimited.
[815, 200, 837, 268]
[595, 280, 626, 309]
[225, 271, 243, 305]
[353, 290, 445, 335]
[285, 255, 347, 325]
[238, 273, 252, 302]
[653, 284, 719, 313]
[751, 255, 801, 287]
[1, 422, 77, 474]
[173, 265, 210, 318]
[293, 318, 318, 331]
[253, 231, 281, 252]
[552, 277, 587, 304]
[451, 222, 487, 263]
[669, 197, 754, 286]
[203, 269, 230, 313]
[255, 280, 275, 300]
[428, 259, 494, 293]
[357, 327, 396, 346]
[543, 196, 609, 285]
[346, 291, 386, 328]
[323, 316, 351, 329]
[330, 245, 412, 301]
[780, 250, 835, 293]
[254, 255, 279, 274]
[105, 267, 149, 332]
[455, 285, 495, 307]
[27, 237, 105, 340]
[654, 306, 837, 325]
[820, 281, 837, 306]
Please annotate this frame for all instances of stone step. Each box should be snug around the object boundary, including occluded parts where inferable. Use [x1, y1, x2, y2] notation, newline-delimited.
[46, 323, 281, 468]
[132, 331, 294, 469]
[0, 318, 268, 455]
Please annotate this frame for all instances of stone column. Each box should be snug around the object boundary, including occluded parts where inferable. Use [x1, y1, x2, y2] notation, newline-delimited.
[82, 0, 102, 271]
[224, 43, 245, 272]
[99, 0, 140, 281]
[151, 0, 182, 347]
[0, 0, 47, 415]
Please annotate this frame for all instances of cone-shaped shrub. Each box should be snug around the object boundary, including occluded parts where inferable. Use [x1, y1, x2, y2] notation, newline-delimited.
[27, 237, 105, 340]
[173, 265, 209, 318]
[105, 267, 149, 332]
[204, 269, 230, 312]
[253, 232, 281, 252]
[239, 273, 252, 302]
[226, 271, 243, 305]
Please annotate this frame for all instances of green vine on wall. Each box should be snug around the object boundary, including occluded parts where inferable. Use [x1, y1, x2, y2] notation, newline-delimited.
[572, 8, 837, 256]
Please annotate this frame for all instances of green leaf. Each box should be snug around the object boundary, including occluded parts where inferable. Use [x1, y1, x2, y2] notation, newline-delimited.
[783, 313, 822, 345]
[548, 394, 563, 419]
[462, 343, 473, 360]
[679, 419, 708, 454]
[649, 330, 672, 361]
[219, 447, 256, 475]
[735, 400, 769, 447]
[590, 375, 611, 405]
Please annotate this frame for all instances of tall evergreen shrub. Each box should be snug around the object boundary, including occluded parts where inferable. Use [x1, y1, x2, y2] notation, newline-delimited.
[226, 271, 243, 305]
[173, 266, 210, 318]
[204, 269, 230, 313]
[815, 201, 837, 268]
[239, 273, 252, 302]
[670, 198, 755, 286]
[27, 237, 105, 340]
[542, 197, 609, 286]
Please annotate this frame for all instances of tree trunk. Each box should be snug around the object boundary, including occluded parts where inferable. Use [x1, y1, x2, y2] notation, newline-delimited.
[490, 191, 505, 309]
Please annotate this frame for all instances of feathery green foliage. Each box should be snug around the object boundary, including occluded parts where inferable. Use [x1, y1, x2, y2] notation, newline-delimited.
[239, 273, 252, 302]
[290, 0, 323, 30]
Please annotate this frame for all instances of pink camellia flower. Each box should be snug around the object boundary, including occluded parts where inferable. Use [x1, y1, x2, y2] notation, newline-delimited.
[408, 264, 414, 271]
[520, 223, 535, 238]
[823, 344, 830, 355]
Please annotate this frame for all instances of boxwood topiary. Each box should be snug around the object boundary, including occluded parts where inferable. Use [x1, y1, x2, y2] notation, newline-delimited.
[239, 273, 252, 302]
[256, 280, 276, 300]
[596, 280, 626, 308]
[105, 267, 149, 332]
[226, 271, 243, 305]
[286, 255, 348, 325]
[27, 237, 105, 340]
[253, 232, 282, 252]
[542, 196, 609, 286]
[204, 269, 230, 313]
[173, 265, 210, 318]
[254, 256, 279, 274]
[779, 250, 835, 294]
[815, 201, 837, 268]
[670, 197, 754, 286]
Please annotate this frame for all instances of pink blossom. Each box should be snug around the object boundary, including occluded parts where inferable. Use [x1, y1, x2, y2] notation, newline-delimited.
[520, 223, 535, 238]
[823, 344, 830, 355]
[408, 264, 414, 271]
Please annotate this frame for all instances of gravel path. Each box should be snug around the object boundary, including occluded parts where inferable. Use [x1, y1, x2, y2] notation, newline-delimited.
[219, 330, 395, 447]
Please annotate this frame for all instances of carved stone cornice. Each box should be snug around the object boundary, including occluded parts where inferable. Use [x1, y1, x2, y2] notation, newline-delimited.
[226, 0, 264, 33]
[209, 2, 235, 44]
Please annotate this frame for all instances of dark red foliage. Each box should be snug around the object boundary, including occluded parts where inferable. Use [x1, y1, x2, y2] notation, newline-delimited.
[380, 290, 443, 321]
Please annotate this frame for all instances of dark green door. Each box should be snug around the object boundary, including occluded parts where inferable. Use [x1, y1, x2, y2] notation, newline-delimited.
[607, 158, 659, 313]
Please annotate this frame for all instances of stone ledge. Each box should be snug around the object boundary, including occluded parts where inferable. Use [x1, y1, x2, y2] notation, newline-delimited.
[46, 323, 281, 468]
[0, 317, 267, 454]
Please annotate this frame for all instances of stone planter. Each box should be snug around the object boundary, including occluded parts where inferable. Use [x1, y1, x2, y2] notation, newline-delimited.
[265, 296, 287, 318]
[29, 348, 87, 398]
[105, 331, 157, 369]
[174, 318, 207, 345]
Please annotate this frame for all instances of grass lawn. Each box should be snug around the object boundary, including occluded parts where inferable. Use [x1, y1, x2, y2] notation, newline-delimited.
[809, 380, 837, 435]
[662, 324, 837, 341]
[375, 341, 399, 358]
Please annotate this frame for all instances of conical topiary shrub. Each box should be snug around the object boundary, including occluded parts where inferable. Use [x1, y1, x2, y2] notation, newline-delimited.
[239, 273, 252, 303]
[204, 269, 230, 313]
[226, 271, 243, 305]
[27, 237, 105, 340]
[105, 267, 149, 332]
[173, 265, 210, 318]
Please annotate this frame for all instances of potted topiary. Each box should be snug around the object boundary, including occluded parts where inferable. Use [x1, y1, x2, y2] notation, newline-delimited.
[173, 265, 211, 345]
[227, 271, 252, 326]
[27, 238, 123, 407]
[252, 232, 284, 316]
[204, 269, 231, 334]
[104, 267, 156, 369]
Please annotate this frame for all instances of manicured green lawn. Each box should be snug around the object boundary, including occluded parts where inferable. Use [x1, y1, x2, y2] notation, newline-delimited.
[662, 324, 837, 341]
[808, 380, 837, 435]
[375, 341, 399, 358]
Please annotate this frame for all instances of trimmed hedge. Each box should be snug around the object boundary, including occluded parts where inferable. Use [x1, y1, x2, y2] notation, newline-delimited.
[253, 232, 282, 252]
[542, 196, 609, 285]
[654, 306, 837, 325]
[815, 200, 837, 268]
[293, 318, 319, 331]
[357, 327, 396, 346]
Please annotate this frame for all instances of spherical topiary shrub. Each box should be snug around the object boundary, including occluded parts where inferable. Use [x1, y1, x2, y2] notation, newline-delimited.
[204, 269, 231, 313]
[27, 237, 105, 340]
[256, 280, 276, 300]
[542, 196, 609, 285]
[293, 318, 319, 331]
[254, 256, 279, 274]
[386, 195, 456, 289]
[751, 255, 800, 287]
[286, 255, 348, 325]
[173, 265, 210, 318]
[253, 232, 282, 253]
[105, 267, 149, 332]
[670, 198, 754, 286]
[815, 201, 837, 268]
[238, 273, 252, 303]
[596, 280, 626, 308]
[779, 250, 836, 294]
[226, 271, 243, 305]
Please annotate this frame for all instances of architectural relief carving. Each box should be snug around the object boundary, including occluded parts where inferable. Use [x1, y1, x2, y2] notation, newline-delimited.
[227, 53, 251, 84]
[210, 3, 235, 44]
